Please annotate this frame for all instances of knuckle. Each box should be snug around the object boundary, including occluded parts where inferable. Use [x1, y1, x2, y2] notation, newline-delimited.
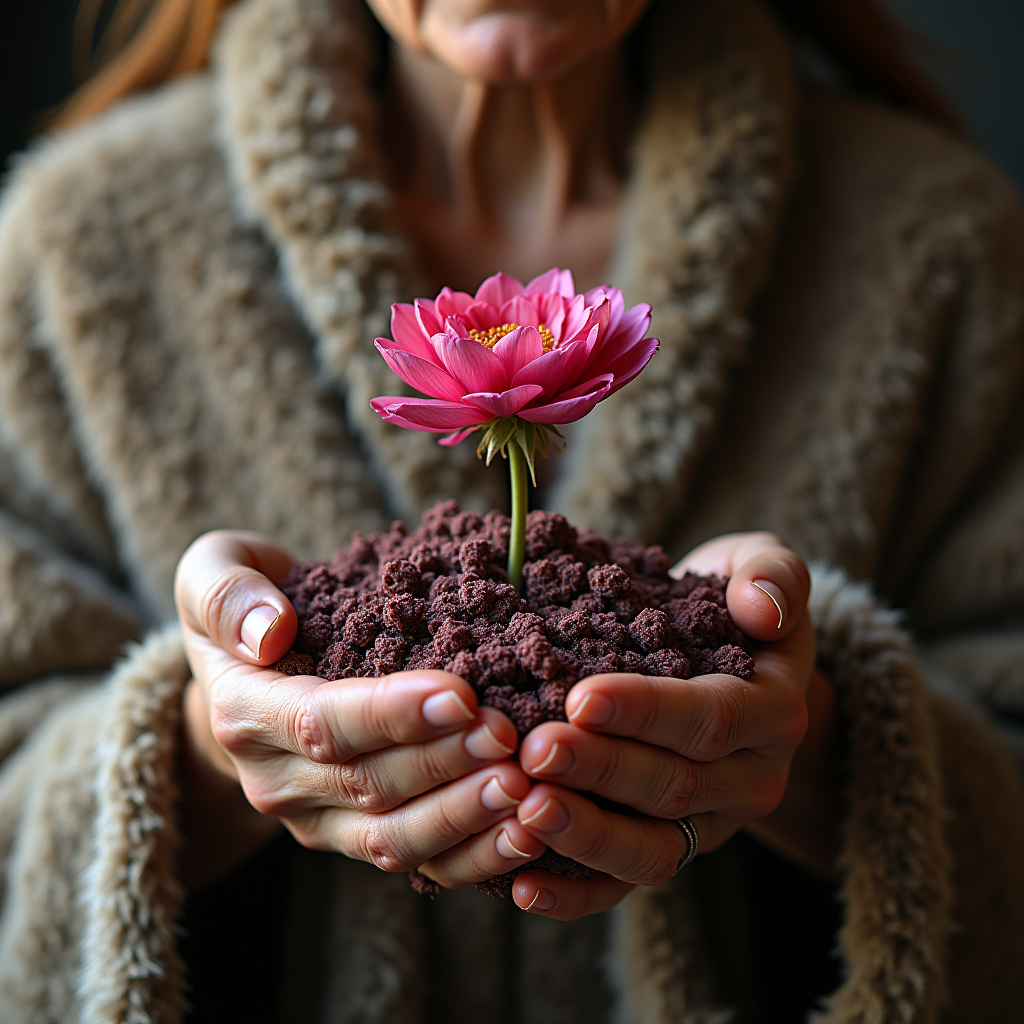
[334, 759, 392, 812]
[296, 688, 343, 763]
[429, 799, 467, 843]
[689, 687, 743, 761]
[626, 833, 678, 887]
[209, 696, 258, 757]
[409, 744, 452, 790]
[591, 741, 630, 795]
[198, 566, 244, 637]
[362, 678, 399, 742]
[449, 847, 492, 887]
[650, 760, 702, 819]
[630, 682, 664, 742]
[575, 823, 615, 867]
[360, 820, 416, 873]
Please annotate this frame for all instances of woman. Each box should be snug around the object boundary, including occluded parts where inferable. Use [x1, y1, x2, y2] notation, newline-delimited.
[0, 0, 1022, 1021]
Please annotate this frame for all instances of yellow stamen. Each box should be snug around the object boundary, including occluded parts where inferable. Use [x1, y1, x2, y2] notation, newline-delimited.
[468, 323, 556, 352]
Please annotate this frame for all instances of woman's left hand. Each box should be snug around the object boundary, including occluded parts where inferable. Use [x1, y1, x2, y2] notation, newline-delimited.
[513, 532, 835, 920]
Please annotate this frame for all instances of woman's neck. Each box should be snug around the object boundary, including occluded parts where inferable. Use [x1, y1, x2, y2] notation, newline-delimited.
[384, 44, 635, 292]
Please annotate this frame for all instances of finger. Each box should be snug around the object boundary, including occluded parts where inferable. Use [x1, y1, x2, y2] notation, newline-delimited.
[516, 784, 685, 886]
[670, 532, 810, 641]
[512, 870, 634, 920]
[418, 818, 546, 888]
[211, 670, 486, 764]
[269, 706, 519, 814]
[519, 722, 789, 821]
[287, 762, 534, 871]
[174, 530, 298, 665]
[511, 806, 747, 919]
[563, 643, 812, 760]
[726, 548, 810, 642]
[672, 530, 785, 578]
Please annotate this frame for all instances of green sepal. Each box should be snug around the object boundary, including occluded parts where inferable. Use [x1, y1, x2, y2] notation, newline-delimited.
[474, 417, 564, 484]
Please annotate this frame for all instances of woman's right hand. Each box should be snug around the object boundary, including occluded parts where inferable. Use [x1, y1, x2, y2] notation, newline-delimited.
[173, 530, 545, 891]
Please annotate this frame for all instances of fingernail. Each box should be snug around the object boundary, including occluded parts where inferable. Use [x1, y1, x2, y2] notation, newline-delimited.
[528, 742, 574, 777]
[569, 692, 614, 726]
[240, 605, 280, 659]
[422, 690, 475, 726]
[465, 723, 516, 760]
[521, 797, 569, 834]
[496, 829, 534, 859]
[525, 888, 557, 912]
[481, 777, 521, 811]
[751, 580, 787, 629]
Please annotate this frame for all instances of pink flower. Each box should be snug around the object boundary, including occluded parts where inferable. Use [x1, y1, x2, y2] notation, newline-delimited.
[370, 268, 659, 446]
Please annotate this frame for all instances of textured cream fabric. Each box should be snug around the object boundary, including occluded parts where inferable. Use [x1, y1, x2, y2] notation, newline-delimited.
[0, 0, 1023, 1020]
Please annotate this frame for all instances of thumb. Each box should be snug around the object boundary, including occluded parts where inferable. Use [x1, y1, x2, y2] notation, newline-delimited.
[725, 544, 810, 643]
[174, 530, 298, 665]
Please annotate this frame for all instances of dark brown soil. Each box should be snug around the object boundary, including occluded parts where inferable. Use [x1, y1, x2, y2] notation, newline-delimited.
[274, 500, 753, 898]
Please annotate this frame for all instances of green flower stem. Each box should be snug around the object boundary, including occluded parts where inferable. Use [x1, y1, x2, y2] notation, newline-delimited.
[507, 440, 528, 594]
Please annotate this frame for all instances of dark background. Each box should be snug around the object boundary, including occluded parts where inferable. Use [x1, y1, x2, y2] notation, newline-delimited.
[2, 0, 1023, 192]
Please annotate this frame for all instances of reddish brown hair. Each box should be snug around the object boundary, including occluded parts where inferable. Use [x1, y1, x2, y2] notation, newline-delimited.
[61, 0, 237, 126]
[60, 0, 960, 131]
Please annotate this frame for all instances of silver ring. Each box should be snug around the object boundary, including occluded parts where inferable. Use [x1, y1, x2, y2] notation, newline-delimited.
[674, 816, 699, 873]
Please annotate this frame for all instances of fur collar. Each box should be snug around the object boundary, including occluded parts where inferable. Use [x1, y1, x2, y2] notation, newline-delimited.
[215, 0, 797, 534]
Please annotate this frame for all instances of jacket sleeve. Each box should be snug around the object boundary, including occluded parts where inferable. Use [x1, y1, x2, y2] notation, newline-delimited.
[0, 158, 144, 689]
[808, 159, 1024, 1023]
[907, 398, 1024, 743]
[0, 152, 191, 1022]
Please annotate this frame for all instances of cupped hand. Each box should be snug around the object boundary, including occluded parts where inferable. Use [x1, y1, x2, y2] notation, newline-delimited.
[510, 532, 834, 921]
[175, 530, 546, 891]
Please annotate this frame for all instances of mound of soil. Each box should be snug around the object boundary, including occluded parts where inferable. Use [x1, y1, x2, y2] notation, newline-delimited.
[274, 500, 753, 897]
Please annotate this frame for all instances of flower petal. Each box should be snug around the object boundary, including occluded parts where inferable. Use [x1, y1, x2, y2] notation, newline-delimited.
[435, 287, 475, 321]
[389, 304, 435, 360]
[586, 324, 656, 378]
[607, 302, 652, 350]
[518, 378, 613, 424]
[526, 268, 575, 298]
[437, 335, 508, 392]
[462, 301, 500, 331]
[560, 294, 590, 343]
[510, 338, 588, 396]
[439, 426, 479, 447]
[606, 288, 627, 333]
[585, 297, 612, 348]
[493, 325, 544, 379]
[374, 342, 465, 401]
[463, 384, 545, 419]
[476, 271, 525, 306]
[370, 396, 485, 429]
[584, 287, 628, 335]
[499, 295, 541, 328]
[556, 373, 616, 401]
[443, 318, 471, 341]
[534, 292, 567, 339]
[603, 337, 660, 392]
[414, 298, 442, 339]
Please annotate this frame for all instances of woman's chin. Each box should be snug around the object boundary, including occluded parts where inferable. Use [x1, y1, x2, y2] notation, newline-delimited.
[426, 13, 597, 83]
